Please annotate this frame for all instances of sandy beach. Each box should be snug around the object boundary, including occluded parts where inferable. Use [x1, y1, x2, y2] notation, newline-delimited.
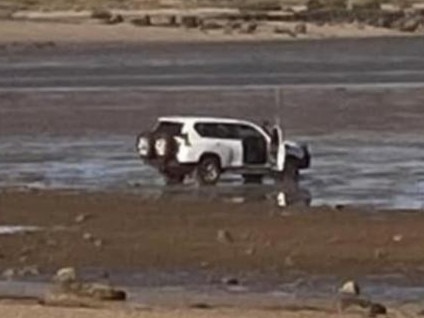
[0, 19, 410, 45]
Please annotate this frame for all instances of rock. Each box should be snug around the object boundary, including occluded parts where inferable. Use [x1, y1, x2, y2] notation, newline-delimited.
[189, 302, 212, 309]
[228, 197, 245, 204]
[348, 0, 381, 10]
[105, 14, 124, 25]
[221, 277, 239, 286]
[93, 239, 103, 248]
[2, 268, 16, 280]
[368, 302, 387, 317]
[200, 261, 209, 268]
[339, 280, 360, 295]
[54, 267, 77, 284]
[307, 0, 346, 11]
[399, 16, 422, 32]
[245, 247, 255, 255]
[91, 9, 112, 20]
[217, 229, 233, 243]
[19, 255, 28, 263]
[223, 21, 242, 34]
[86, 283, 126, 301]
[75, 213, 90, 224]
[33, 41, 56, 49]
[374, 248, 387, 259]
[294, 22, 307, 34]
[239, 21, 258, 34]
[392, 234, 403, 242]
[338, 296, 372, 312]
[181, 15, 200, 28]
[42, 292, 98, 307]
[284, 255, 295, 267]
[131, 15, 151, 27]
[50, 268, 126, 302]
[83, 232, 93, 241]
[199, 20, 222, 32]
[18, 265, 40, 277]
[334, 204, 345, 210]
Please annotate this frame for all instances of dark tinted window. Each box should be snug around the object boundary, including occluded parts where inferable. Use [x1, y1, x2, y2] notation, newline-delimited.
[234, 124, 263, 139]
[195, 123, 236, 139]
[154, 122, 183, 135]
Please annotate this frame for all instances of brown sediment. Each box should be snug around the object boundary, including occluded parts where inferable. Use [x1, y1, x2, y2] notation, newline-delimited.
[1, 190, 424, 277]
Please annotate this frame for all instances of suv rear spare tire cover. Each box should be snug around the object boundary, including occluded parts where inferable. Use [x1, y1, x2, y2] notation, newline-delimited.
[153, 132, 177, 160]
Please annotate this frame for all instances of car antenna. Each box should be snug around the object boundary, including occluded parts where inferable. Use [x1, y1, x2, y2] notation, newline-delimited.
[274, 87, 285, 136]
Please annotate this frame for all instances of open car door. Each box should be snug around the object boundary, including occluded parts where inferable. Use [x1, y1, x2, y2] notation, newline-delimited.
[270, 125, 286, 171]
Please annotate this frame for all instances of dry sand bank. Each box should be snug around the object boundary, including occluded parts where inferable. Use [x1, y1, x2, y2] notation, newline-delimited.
[0, 20, 408, 44]
[0, 303, 383, 318]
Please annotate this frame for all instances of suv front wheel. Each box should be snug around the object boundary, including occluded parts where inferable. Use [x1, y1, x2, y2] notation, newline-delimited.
[195, 155, 221, 185]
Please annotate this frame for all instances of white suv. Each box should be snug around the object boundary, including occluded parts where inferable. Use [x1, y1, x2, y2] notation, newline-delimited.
[136, 117, 310, 185]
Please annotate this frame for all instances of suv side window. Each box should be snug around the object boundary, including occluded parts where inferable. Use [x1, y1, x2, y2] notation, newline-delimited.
[234, 124, 263, 139]
[154, 122, 183, 135]
[195, 123, 235, 139]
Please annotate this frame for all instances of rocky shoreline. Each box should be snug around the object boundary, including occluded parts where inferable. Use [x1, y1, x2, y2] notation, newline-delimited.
[0, 1, 424, 43]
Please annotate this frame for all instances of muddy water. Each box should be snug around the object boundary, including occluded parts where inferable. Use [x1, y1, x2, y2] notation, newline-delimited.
[2, 272, 424, 305]
[0, 132, 423, 208]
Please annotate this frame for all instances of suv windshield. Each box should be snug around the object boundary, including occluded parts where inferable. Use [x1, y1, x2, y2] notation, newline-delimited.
[154, 121, 183, 135]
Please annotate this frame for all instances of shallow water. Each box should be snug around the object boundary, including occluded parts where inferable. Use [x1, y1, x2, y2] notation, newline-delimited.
[1, 270, 424, 305]
[0, 133, 423, 209]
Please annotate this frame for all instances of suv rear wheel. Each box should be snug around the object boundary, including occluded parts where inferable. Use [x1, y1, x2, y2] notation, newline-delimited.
[196, 155, 221, 185]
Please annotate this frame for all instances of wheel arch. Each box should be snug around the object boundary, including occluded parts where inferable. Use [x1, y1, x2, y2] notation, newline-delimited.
[198, 152, 222, 168]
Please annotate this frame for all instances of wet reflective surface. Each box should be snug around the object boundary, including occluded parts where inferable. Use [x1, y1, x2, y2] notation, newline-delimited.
[2, 270, 424, 305]
[0, 132, 423, 208]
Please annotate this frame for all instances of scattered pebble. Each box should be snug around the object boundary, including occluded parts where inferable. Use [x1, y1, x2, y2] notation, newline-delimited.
[221, 277, 239, 286]
[19, 255, 28, 263]
[200, 261, 209, 268]
[83, 232, 93, 241]
[94, 239, 104, 248]
[374, 248, 387, 260]
[284, 255, 295, 267]
[2, 268, 16, 280]
[18, 265, 40, 277]
[217, 229, 233, 243]
[392, 234, 403, 242]
[294, 22, 307, 34]
[54, 267, 77, 284]
[369, 302, 387, 317]
[75, 213, 90, 224]
[245, 247, 255, 256]
[189, 302, 212, 309]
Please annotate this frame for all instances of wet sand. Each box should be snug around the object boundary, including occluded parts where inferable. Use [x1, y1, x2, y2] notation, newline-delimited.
[1, 190, 424, 277]
[0, 303, 384, 318]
